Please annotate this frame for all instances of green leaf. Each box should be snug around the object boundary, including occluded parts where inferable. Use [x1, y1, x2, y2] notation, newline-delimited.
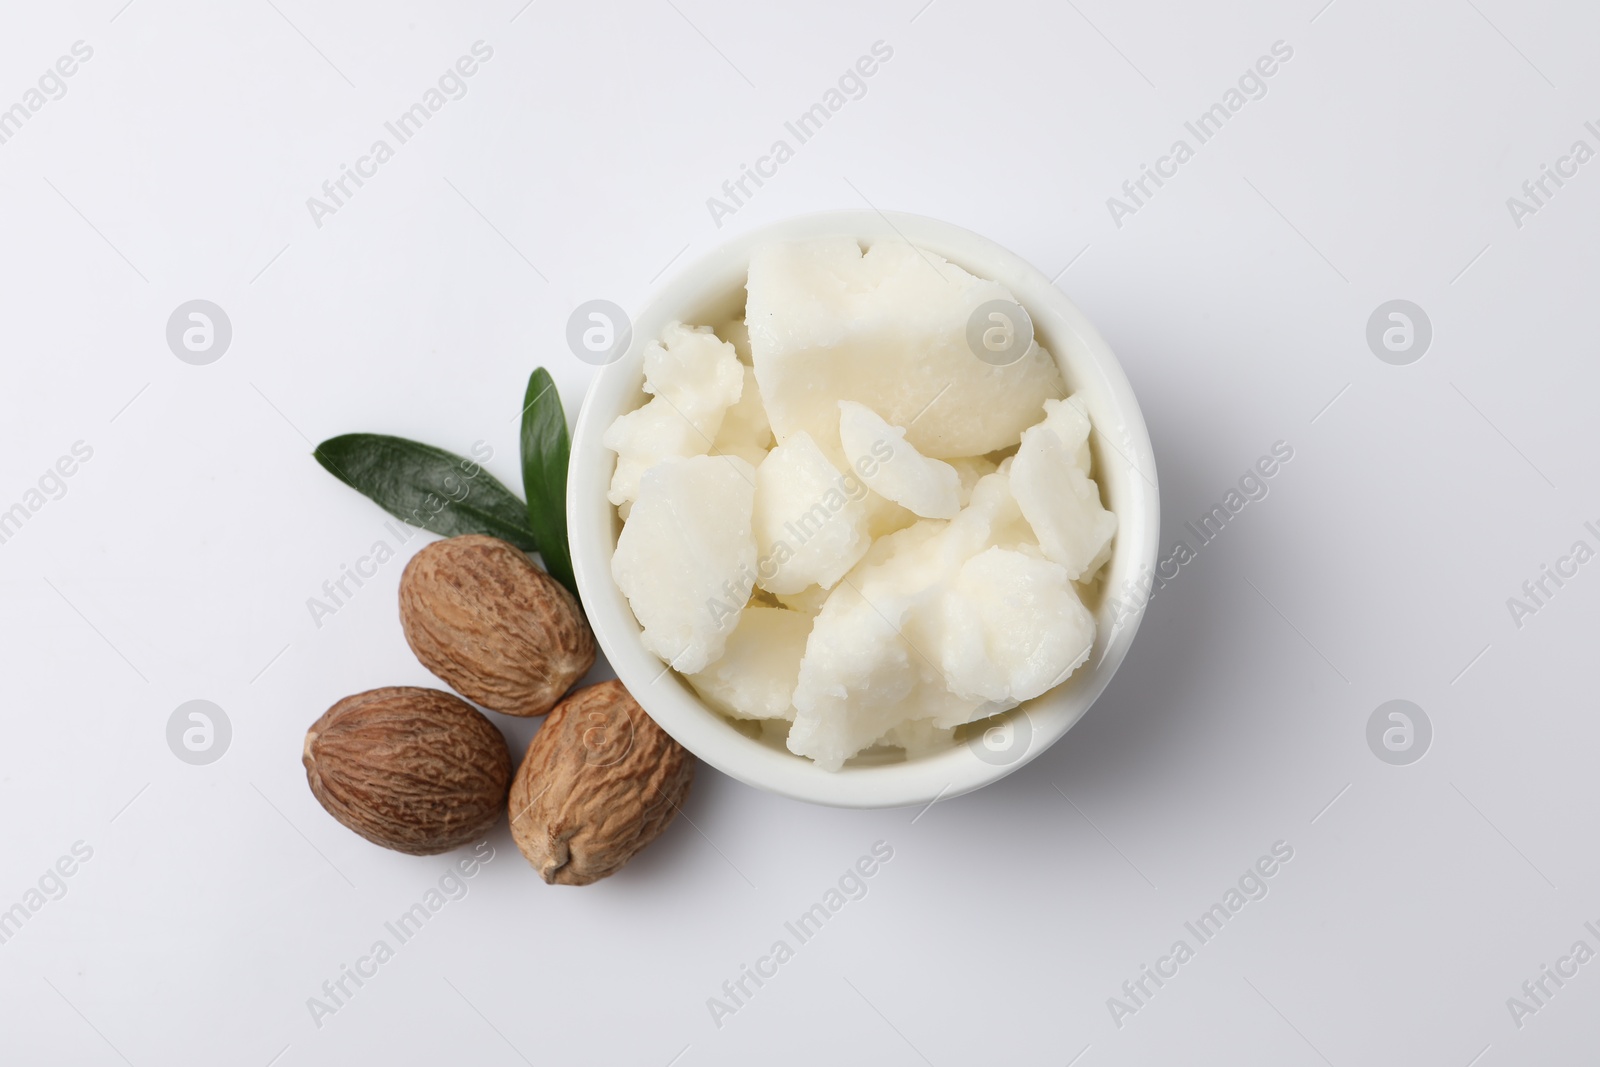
[519, 368, 577, 598]
[313, 434, 538, 551]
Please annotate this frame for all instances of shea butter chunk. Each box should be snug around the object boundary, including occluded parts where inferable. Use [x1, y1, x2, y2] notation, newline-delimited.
[787, 522, 966, 768]
[787, 578, 973, 771]
[944, 470, 1038, 557]
[687, 606, 810, 721]
[645, 322, 744, 415]
[604, 402, 706, 514]
[612, 455, 757, 673]
[603, 322, 743, 509]
[926, 547, 1095, 704]
[773, 585, 829, 616]
[712, 364, 774, 467]
[1041, 395, 1093, 473]
[838, 400, 961, 519]
[752, 431, 871, 594]
[746, 238, 1065, 459]
[1010, 421, 1115, 581]
[949, 456, 998, 507]
[878, 719, 956, 758]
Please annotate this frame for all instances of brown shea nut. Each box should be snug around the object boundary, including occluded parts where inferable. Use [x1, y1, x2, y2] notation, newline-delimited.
[303, 687, 512, 856]
[509, 680, 694, 886]
[399, 534, 595, 717]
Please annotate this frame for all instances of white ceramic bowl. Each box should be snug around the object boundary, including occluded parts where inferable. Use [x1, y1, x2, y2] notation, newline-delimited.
[569, 211, 1159, 809]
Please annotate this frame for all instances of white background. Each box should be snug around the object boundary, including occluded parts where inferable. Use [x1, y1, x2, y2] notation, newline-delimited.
[1, 1, 1597, 1064]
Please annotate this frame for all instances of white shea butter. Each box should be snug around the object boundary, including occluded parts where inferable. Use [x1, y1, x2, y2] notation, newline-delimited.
[603, 322, 743, 510]
[604, 239, 1118, 769]
[838, 400, 961, 519]
[687, 606, 811, 721]
[746, 237, 1066, 458]
[751, 431, 871, 594]
[611, 454, 756, 674]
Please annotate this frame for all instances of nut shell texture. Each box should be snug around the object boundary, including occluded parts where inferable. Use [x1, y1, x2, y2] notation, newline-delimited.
[303, 687, 512, 856]
[509, 680, 695, 885]
[400, 535, 596, 717]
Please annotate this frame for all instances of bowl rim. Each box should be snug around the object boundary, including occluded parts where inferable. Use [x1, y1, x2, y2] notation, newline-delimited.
[568, 210, 1160, 809]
